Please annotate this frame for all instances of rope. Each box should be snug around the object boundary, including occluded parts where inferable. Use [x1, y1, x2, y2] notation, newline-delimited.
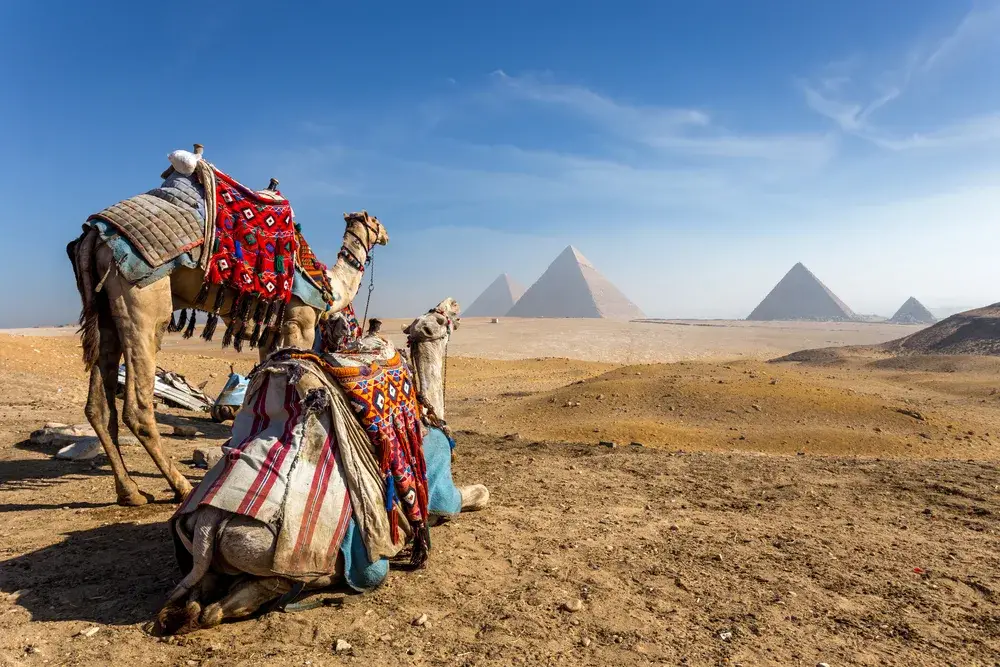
[360, 250, 375, 335]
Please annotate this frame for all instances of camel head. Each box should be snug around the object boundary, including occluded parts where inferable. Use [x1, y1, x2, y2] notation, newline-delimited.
[343, 210, 389, 249]
[403, 297, 462, 342]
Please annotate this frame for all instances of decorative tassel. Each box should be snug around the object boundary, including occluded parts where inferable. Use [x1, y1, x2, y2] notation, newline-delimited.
[273, 300, 287, 330]
[221, 319, 236, 348]
[410, 523, 430, 568]
[167, 312, 178, 332]
[211, 285, 227, 314]
[233, 240, 244, 261]
[261, 300, 276, 329]
[176, 308, 189, 332]
[194, 282, 211, 307]
[386, 475, 399, 543]
[257, 299, 281, 351]
[233, 320, 248, 353]
[248, 300, 266, 348]
[275, 253, 285, 275]
[183, 311, 197, 339]
[202, 313, 219, 341]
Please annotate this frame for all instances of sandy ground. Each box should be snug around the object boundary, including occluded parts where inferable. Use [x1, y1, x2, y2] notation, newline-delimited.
[10, 317, 923, 364]
[1, 320, 998, 666]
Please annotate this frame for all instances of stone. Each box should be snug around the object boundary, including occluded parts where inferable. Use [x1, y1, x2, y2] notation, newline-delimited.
[56, 438, 103, 461]
[581, 637, 592, 647]
[173, 424, 199, 438]
[719, 631, 733, 641]
[412, 613, 429, 626]
[599, 441, 617, 449]
[79, 626, 101, 638]
[333, 639, 352, 653]
[563, 599, 584, 612]
[31, 424, 96, 446]
[193, 447, 224, 469]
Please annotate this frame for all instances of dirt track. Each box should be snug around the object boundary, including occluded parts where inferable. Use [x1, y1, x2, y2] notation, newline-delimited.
[1, 325, 999, 665]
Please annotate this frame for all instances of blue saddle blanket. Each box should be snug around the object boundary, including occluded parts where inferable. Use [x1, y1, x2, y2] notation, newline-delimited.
[340, 427, 462, 592]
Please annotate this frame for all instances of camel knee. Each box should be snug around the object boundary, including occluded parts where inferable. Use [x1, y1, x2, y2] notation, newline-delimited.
[84, 396, 107, 426]
[122, 403, 155, 438]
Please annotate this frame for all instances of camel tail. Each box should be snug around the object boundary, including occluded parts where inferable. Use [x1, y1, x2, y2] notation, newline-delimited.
[66, 228, 102, 370]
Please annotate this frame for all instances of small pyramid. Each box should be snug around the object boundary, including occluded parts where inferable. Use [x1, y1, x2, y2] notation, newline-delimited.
[464, 273, 525, 317]
[889, 297, 936, 324]
[505, 246, 644, 319]
[747, 262, 856, 321]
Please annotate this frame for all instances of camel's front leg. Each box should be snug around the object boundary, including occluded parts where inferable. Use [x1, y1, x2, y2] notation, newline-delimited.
[108, 275, 193, 500]
[199, 577, 293, 629]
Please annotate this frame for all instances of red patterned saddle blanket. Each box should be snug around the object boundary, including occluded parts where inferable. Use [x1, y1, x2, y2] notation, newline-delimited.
[191, 168, 301, 349]
[290, 351, 429, 544]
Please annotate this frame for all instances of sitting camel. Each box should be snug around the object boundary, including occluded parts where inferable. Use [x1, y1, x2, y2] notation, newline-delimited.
[68, 155, 388, 506]
[155, 298, 488, 634]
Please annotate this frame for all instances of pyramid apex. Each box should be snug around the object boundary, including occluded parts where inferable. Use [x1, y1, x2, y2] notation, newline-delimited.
[556, 244, 593, 267]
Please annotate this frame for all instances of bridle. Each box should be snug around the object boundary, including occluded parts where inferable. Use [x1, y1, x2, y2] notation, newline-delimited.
[338, 214, 382, 272]
[338, 214, 383, 331]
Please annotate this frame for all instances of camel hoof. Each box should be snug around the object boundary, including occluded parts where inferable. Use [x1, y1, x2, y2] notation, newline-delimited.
[200, 603, 224, 629]
[153, 599, 201, 636]
[173, 480, 194, 501]
[459, 484, 490, 512]
[117, 490, 151, 507]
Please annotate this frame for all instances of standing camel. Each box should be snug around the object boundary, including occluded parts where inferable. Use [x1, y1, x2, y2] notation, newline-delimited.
[68, 210, 388, 506]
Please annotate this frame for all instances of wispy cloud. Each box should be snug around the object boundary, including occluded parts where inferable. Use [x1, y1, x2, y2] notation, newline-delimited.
[802, 3, 1000, 149]
[491, 70, 833, 163]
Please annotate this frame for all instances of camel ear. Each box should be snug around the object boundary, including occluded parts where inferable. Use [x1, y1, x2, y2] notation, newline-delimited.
[402, 323, 412, 334]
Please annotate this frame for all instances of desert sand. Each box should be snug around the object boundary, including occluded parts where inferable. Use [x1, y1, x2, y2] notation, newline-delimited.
[1, 319, 998, 665]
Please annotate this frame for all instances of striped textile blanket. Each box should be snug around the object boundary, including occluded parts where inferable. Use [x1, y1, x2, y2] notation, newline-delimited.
[175, 354, 402, 579]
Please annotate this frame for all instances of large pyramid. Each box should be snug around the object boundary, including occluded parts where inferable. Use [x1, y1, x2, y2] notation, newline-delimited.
[747, 262, 857, 321]
[505, 246, 644, 319]
[464, 273, 525, 317]
[889, 297, 936, 324]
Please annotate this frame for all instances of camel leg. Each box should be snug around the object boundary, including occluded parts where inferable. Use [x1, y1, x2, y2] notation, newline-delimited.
[199, 577, 292, 629]
[459, 484, 490, 512]
[106, 273, 193, 500]
[84, 313, 148, 506]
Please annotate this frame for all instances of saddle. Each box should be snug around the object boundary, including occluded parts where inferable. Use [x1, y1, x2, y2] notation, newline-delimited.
[285, 348, 430, 558]
[88, 171, 208, 267]
[88, 147, 335, 351]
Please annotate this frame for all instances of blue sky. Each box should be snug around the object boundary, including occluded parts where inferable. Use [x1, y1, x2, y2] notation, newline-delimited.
[2, 0, 999, 326]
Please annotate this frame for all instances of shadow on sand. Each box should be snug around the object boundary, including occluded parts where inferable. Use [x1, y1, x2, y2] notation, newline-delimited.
[0, 520, 178, 626]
